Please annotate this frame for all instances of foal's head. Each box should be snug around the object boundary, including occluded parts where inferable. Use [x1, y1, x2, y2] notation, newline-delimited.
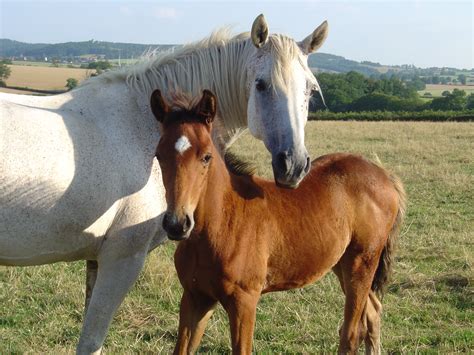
[151, 90, 217, 241]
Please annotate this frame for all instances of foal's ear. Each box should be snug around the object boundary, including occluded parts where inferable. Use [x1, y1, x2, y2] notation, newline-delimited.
[195, 90, 217, 124]
[150, 90, 169, 123]
[299, 20, 329, 55]
[251, 14, 269, 48]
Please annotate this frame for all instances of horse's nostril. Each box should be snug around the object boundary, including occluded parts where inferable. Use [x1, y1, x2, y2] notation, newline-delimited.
[162, 213, 170, 231]
[276, 152, 290, 173]
[304, 156, 311, 174]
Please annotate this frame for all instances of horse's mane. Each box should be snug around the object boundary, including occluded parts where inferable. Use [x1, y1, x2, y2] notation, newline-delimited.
[224, 152, 257, 177]
[82, 28, 306, 144]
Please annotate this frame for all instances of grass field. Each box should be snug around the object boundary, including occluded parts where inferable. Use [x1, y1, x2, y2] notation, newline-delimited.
[0, 121, 473, 353]
[418, 84, 474, 98]
[4, 65, 91, 91]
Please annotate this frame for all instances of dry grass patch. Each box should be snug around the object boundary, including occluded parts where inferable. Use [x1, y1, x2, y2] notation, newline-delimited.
[1, 121, 473, 353]
[5, 65, 91, 91]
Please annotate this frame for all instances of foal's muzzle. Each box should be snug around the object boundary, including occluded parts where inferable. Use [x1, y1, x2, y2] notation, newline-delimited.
[272, 150, 311, 189]
[162, 211, 194, 241]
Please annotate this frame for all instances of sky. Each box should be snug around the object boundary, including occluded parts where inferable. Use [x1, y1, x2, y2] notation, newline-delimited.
[0, 0, 472, 69]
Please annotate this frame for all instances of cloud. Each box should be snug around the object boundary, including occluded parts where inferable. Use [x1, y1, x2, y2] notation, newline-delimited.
[152, 6, 178, 19]
[119, 5, 132, 16]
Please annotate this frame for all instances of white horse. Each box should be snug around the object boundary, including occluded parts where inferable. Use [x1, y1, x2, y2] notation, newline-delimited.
[0, 15, 328, 354]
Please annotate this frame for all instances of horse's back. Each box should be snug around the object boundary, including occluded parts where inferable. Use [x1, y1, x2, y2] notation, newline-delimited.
[0, 90, 165, 265]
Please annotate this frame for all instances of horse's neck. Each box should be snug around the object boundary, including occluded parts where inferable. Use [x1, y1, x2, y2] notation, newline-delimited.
[76, 81, 160, 158]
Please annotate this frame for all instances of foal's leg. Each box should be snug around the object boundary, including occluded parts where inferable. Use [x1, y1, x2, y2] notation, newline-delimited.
[333, 264, 367, 345]
[173, 290, 217, 355]
[333, 264, 382, 355]
[362, 291, 382, 355]
[223, 290, 259, 355]
[85, 260, 98, 312]
[337, 250, 381, 354]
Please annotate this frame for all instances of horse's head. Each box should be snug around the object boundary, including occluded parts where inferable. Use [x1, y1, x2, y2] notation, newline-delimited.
[151, 89, 217, 241]
[246, 14, 328, 188]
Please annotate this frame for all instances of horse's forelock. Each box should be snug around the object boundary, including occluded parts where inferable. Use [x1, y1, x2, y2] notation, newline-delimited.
[266, 34, 307, 90]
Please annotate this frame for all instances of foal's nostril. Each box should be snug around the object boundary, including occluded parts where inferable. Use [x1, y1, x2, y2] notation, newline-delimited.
[304, 156, 311, 174]
[184, 214, 192, 232]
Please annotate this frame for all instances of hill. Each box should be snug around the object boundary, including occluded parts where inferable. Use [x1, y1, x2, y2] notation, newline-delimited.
[0, 39, 173, 61]
[1, 39, 472, 77]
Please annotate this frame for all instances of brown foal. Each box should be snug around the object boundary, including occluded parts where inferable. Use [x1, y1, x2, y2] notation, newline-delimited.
[151, 89, 406, 354]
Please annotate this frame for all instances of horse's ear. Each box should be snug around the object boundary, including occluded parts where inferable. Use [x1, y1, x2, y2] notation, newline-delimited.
[299, 20, 328, 55]
[150, 90, 169, 123]
[195, 90, 217, 124]
[251, 14, 269, 48]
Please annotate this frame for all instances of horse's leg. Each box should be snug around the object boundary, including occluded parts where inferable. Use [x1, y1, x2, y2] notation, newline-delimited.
[363, 290, 382, 355]
[173, 290, 217, 355]
[85, 260, 98, 312]
[223, 290, 259, 355]
[337, 249, 381, 355]
[76, 232, 152, 354]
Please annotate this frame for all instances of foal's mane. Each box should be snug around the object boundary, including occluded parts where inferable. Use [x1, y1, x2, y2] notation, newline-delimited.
[224, 152, 257, 177]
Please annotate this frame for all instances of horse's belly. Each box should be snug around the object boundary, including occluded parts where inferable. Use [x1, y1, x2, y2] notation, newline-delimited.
[0, 197, 120, 266]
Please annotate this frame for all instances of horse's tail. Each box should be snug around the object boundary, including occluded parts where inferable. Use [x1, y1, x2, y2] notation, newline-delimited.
[372, 168, 407, 298]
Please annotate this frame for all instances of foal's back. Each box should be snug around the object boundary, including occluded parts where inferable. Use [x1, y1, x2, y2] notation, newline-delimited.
[243, 152, 400, 293]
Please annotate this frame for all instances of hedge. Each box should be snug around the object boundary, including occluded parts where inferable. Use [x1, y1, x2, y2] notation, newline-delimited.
[309, 110, 474, 122]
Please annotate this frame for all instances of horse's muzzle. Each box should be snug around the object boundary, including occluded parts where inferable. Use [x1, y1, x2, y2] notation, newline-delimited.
[162, 211, 194, 241]
[272, 150, 311, 189]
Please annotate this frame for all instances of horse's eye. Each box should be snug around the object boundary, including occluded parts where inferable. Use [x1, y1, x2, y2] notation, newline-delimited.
[201, 153, 212, 165]
[255, 79, 267, 92]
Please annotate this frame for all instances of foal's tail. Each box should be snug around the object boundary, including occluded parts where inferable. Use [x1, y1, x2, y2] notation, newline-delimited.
[372, 170, 407, 298]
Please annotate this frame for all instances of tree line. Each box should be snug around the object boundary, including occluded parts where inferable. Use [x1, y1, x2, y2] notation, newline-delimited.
[311, 71, 474, 113]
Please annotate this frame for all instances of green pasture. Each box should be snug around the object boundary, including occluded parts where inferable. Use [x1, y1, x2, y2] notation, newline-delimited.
[1, 121, 473, 353]
[418, 84, 474, 98]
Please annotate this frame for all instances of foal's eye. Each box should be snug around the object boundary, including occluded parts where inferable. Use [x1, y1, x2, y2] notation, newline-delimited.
[255, 79, 267, 92]
[201, 153, 212, 165]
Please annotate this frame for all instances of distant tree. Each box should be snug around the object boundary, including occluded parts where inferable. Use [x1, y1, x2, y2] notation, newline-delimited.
[466, 93, 474, 110]
[457, 74, 467, 85]
[0, 63, 11, 86]
[441, 90, 450, 97]
[431, 76, 440, 84]
[65, 78, 78, 91]
[87, 61, 113, 71]
[407, 76, 426, 91]
[440, 77, 449, 85]
[0, 58, 13, 64]
[430, 89, 466, 111]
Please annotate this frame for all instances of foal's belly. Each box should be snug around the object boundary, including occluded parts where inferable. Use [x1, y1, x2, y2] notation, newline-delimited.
[263, 230, 350, 293]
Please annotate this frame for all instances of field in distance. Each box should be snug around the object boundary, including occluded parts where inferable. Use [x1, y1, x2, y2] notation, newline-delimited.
[418, 83, 474, 97]
[2, 64, 91, 91]
[1, 121, 472, 353]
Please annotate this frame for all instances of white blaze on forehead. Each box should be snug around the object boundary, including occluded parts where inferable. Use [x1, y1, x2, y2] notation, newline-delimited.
[175, 135, 192, 154]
